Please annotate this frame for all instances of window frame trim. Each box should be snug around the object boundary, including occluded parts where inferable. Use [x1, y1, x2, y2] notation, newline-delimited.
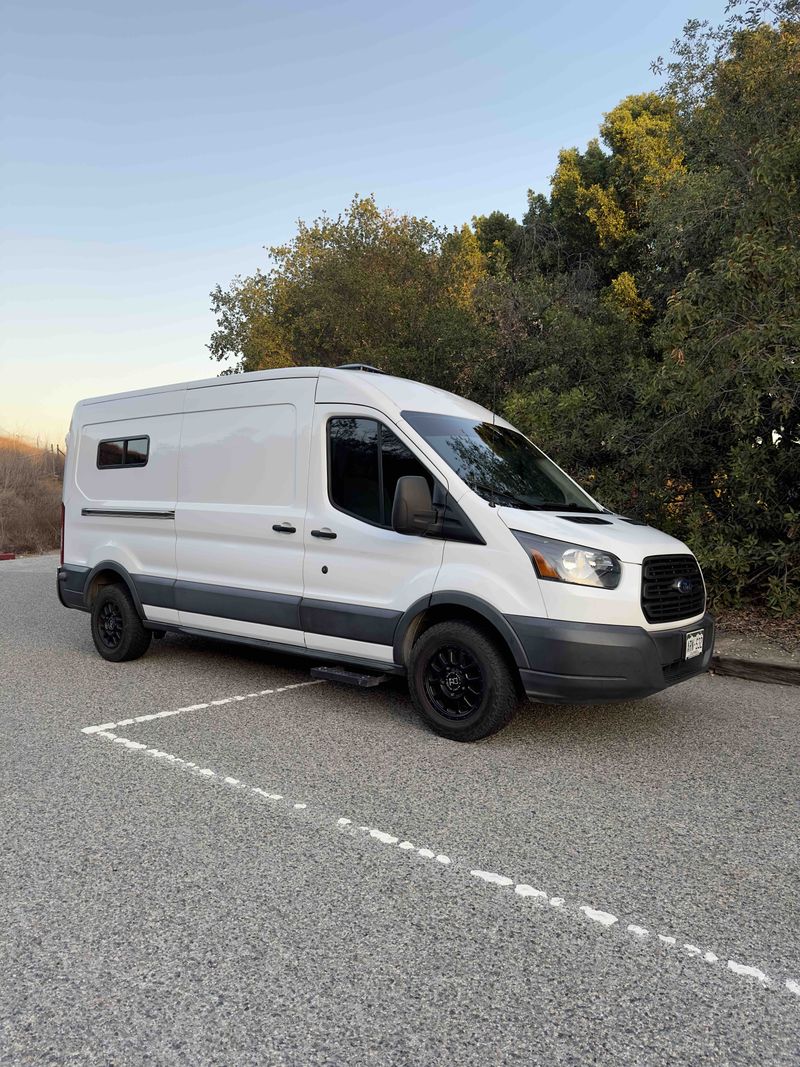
[96, 435, 150, 470]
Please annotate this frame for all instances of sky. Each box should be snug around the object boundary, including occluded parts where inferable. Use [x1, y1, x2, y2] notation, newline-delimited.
[1, 0, 727, 443]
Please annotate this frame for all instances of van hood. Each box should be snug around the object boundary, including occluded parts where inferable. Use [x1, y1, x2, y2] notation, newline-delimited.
[495, 507, 691, 565]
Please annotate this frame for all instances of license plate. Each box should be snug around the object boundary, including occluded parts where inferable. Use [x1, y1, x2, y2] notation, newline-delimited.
[685, 629, 704, 660]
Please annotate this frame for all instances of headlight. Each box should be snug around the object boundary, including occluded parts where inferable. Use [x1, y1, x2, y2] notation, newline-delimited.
[512, 530, 621, 589]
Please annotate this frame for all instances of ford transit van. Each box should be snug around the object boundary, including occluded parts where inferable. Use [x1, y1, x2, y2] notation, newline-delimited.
[57, 365, 714, 740]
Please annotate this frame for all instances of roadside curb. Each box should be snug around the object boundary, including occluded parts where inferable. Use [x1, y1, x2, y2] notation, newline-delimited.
[711, 654, 800, 687]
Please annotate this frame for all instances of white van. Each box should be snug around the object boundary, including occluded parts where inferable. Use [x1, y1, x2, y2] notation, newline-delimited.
[58, 365, 713, 740]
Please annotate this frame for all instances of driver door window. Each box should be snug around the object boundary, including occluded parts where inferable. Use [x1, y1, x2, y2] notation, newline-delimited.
[328, 417, 433, 527]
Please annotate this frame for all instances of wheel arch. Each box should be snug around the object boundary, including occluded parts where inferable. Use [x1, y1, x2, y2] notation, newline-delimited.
[393, 592, 530, 671]
[84, 561, 145, 618]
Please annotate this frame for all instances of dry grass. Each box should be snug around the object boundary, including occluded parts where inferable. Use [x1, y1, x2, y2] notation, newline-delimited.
[0, 436, 65, 554]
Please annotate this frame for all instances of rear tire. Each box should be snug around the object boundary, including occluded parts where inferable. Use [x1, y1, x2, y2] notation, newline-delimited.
[408, 621, 519, 741]
[90, 583, 152, 662]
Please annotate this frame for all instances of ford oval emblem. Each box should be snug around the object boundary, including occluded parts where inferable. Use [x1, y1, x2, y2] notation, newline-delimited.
[672, 577, 693, 595]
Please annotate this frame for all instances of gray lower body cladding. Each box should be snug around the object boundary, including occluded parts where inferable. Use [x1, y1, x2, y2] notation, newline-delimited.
[57, 564, 91, 610]
[58, 565, 714, 701]
[509, 612, 715, 703]
[57, 565, 401, 645]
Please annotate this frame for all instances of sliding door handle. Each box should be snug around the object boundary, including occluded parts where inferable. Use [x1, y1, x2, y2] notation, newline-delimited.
[272, 522, 297, 534]
[311, 528, 337, 540]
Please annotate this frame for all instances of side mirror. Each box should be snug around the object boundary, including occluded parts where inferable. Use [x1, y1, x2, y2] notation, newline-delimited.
[392, 476, 436, 536]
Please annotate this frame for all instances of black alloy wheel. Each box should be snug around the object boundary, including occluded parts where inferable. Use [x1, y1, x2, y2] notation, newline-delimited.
[90, 583, 152, 662]
[408, 620, 519, 742]
[97, 598, 124, 651]
[423, 644, 485, 720]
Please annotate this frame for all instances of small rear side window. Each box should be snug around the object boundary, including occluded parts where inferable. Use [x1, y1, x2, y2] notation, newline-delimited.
[97, 436, 149, 469]
[124, 437, 149, 465]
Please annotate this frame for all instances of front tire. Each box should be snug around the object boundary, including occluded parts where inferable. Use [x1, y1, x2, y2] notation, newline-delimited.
[408, 621, 519, 741]
[91, 584, 152, 662]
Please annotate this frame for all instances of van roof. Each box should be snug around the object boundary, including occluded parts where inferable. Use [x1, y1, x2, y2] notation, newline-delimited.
[77, 365, 505, 425]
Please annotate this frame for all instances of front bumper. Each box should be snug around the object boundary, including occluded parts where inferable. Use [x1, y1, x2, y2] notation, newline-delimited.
[508, 612, 715, 703]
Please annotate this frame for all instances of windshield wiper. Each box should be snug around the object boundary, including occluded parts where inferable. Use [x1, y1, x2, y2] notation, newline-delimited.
[471, 482, 533, 510]
[471, 483, 600, 513]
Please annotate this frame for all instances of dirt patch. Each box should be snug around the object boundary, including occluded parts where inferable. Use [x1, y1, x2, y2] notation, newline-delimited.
[714, 606, 800, 662]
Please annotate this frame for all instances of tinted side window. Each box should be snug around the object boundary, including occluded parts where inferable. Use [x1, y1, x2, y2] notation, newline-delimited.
[125, 437, 149, 465]
[381, 426, 433, 521]
[329, 418, 381, 524]
[329, 417, 432, 526]
[97, 440, 125, 467]
[97, 436, 150, 468]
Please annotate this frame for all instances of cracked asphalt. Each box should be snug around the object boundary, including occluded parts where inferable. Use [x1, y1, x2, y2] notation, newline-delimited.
[1, 555, 798, 1065]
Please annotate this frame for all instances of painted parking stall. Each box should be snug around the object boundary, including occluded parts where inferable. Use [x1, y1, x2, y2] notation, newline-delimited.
[3, 557, 799, 1064]
[79, 682, 800, 1004]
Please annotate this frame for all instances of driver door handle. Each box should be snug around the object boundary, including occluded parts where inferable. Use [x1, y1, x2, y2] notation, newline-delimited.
[311, 527, 337, 540]
[272, 522, 296, 534]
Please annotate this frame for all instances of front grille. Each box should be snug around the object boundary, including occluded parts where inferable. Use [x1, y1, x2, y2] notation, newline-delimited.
[641, 554, 705, 624]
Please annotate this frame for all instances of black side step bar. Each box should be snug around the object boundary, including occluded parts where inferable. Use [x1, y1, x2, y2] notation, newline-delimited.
[311, 665, 387, 688]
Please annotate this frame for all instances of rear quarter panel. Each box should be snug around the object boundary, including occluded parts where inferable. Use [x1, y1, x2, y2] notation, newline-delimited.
[67, 390, 183, 580]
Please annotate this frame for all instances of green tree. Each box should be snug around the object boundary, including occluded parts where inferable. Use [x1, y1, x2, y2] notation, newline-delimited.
[208, 1, 800, 614]
[207, 273, 290, 374]
[472, 211, 521, 275]
[643, 6, 800, 611]
[545, 93, 684, 286]
[209, 195, 487, 390]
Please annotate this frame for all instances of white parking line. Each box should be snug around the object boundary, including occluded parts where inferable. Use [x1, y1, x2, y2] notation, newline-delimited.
[79, 685, 800, 1003]
[580, 906, 618, 927]
[81, 680, 323, 734]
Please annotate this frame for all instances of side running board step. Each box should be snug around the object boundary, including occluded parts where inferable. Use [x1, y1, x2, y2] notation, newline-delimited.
[311, 665, 387, 688]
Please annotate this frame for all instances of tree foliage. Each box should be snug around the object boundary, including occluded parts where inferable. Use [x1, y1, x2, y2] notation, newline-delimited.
[209, 1, 800, 615]
[209, 196, 486, 390]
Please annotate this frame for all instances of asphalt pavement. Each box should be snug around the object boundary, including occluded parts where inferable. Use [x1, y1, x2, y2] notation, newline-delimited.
[1, 554, 798, 1065]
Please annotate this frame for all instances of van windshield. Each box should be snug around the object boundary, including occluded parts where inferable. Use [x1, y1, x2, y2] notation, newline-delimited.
[401, 411, 602, 512]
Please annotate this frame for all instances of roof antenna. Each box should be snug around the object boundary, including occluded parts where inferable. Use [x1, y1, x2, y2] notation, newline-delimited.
[489, 355, 498, 509]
